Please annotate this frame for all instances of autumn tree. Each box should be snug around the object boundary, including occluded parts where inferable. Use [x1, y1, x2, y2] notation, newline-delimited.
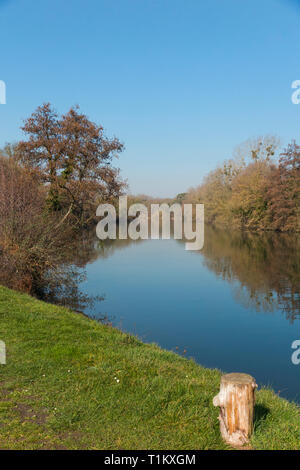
[267, 141, 300, 231]
[16, 103, 125, 224]
[230, 160, 274, 229]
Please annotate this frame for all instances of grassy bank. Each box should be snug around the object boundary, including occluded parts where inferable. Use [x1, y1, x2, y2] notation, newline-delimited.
[0, 285, 300, 450]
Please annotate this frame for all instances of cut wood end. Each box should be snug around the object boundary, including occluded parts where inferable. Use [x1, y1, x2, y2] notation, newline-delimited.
[221, 372, 256, 386]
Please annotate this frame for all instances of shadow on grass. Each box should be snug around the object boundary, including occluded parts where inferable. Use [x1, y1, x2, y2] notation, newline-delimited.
[254, 404, 270, 430]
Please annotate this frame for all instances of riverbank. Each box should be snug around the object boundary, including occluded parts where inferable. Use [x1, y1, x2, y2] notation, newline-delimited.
[0, 285, 300, 450]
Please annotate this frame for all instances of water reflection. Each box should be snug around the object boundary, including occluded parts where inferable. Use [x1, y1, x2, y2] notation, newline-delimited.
[76, 227, 300, 323]
[198, 228, 300, 323]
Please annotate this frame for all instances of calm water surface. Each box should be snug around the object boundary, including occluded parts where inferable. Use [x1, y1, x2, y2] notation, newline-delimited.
[78, 228, 300, 402]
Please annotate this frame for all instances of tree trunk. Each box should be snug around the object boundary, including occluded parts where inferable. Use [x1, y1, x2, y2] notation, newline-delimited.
[213, 373, 257, 446]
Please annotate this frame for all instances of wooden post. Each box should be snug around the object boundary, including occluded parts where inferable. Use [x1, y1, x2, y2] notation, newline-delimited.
[213, 373, 257, 446]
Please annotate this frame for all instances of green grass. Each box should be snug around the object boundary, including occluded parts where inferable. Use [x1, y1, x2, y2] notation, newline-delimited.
[0, 285, 300, 450]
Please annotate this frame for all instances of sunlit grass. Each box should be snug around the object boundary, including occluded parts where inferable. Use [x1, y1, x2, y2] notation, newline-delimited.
[0, 285, 299, 450]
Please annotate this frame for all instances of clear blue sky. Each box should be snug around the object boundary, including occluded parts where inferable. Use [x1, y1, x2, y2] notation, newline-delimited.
[0, 0, 300, 197]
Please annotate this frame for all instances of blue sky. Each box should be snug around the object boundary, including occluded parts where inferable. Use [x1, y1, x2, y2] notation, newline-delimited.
[0, 0, 300, 197]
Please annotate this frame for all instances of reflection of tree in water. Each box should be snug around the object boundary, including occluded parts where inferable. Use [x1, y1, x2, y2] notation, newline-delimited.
[88, 228, 300, 322]
[91, 228, 300, 322]
[94, 237, 144, 260]
[71, 230, 145, 265]
[38, 230, 105, 312]
[52, 226, 300, 323]
[47, 231, 144, 312]
[198, 227, 300, 323]
[40, 264, 100, 313]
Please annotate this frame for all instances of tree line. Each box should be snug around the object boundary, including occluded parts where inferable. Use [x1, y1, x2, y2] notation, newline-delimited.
[183, 136, 300, 232]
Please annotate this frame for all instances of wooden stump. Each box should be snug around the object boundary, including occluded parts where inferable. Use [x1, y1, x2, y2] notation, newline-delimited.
[213, 373, 257, 446]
